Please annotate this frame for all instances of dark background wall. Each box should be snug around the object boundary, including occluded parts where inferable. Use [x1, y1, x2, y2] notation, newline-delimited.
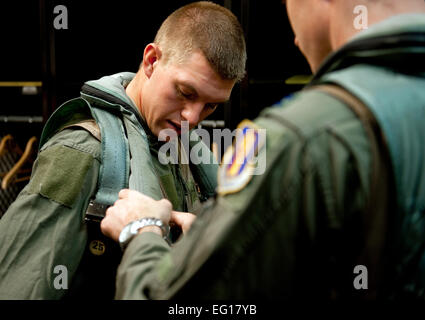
[0, 0, 311, 141]
[0, 0, 311, 214]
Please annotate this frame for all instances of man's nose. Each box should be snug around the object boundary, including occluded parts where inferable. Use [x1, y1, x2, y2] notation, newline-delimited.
[294, 37, 299, 47]
[181, 103, 203, 126]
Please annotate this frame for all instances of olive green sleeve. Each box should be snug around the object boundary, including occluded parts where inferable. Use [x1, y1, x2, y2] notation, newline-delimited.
[115, 232, 171, 299]
[0, 128, 100, 299]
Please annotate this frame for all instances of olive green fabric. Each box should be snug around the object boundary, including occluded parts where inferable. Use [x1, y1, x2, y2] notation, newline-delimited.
[114, 14, 425, 300]
[26, 145, 93, 208]
[153, 152, 202, 213]
[150, 144, 201, 213]
[0, 129, 99, 299]
[115, 89, 372, 299]
[0, 123, 202, 299]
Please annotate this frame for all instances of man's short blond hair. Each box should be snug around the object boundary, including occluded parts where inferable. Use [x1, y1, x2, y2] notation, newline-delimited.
[154, 1, 247, 82]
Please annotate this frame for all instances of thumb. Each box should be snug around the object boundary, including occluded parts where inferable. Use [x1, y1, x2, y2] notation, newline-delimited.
[171, 211, 186, 226]
[170, 211, 196, 234]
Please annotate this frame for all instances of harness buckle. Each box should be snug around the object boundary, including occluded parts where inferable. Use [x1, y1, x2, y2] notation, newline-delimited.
[85, 200, 109, 223]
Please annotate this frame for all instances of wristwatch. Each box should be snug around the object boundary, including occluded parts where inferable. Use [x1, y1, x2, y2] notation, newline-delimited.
[118, 217, 170, 250]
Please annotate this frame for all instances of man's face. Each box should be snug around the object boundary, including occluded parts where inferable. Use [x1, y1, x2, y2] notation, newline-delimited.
[140, 50, 235, 137]
[284, 0, 331, 72]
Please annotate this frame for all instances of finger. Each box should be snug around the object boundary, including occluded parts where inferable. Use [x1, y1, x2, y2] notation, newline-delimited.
[101, 211, 126, 242]
[171, 211, 196, 234]
[118, 189, 130, 199]
[170, 211, 185, 224]
[123, 189, 151, 204]
[171, 211, 194, 227]
[128, 190, 153, 202]
[173, 211, 194, 220]
[100, 216, 116, 241]
[105, 206, 114, 217]
[112, 199, 127, 213]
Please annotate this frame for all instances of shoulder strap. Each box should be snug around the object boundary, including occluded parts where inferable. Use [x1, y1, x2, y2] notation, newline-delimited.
[39, 97, 130, 221]
[87, 100, 129, 220]
[62, 119, 101, 141]
[312, 84, 393, 298]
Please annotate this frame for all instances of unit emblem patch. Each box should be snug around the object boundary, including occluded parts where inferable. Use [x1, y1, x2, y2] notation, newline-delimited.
[217, 120, 266, 195]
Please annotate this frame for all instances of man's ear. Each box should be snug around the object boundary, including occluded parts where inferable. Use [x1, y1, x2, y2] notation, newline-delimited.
[142, 43, 162, 78]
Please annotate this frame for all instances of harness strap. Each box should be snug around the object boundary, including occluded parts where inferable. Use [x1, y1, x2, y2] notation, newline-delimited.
[313, 84, 393, 298]
[88, 105, 129, 217]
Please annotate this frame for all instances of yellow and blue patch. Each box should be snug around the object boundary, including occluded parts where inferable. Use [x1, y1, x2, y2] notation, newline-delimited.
[217, 120, 265, 195]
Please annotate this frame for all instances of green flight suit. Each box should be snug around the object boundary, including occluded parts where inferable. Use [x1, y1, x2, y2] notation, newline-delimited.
[0, 73, 214, 299]
[112, 14, 425, 299]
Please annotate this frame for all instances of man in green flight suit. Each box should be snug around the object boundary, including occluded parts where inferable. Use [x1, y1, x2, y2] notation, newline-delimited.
[0, 2, 246, 299]
[100, 0, 425, 299]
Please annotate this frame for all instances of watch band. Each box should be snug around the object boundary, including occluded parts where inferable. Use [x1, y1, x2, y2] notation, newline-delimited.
[119, 217, 170, 250]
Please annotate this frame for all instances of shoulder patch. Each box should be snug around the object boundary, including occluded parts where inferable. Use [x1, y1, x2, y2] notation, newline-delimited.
[217, 120, 266, 196]
[27, 144, 94, 208]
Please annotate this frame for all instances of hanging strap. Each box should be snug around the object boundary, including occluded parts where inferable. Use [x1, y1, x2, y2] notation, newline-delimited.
[85, 104, 129, 221]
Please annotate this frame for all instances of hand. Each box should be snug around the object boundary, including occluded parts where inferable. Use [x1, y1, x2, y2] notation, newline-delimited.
[100, 189, 172, 242]
[171, 211, 197, 235]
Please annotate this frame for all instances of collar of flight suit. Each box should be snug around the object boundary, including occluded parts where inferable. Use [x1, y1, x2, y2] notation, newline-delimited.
[81, 72, 159, 147]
